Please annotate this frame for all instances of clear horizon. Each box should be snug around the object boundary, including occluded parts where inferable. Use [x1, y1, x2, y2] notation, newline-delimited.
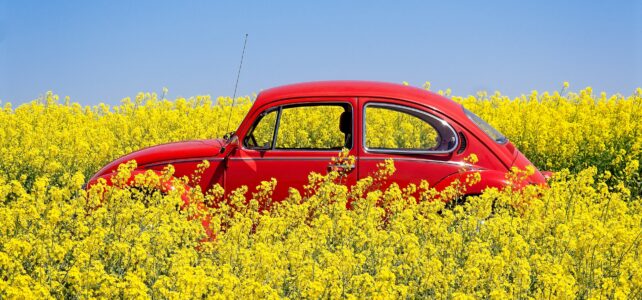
[1, 0, 640, 105]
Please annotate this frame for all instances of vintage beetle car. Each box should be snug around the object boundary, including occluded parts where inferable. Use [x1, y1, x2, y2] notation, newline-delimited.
[87, 81, 548, 200]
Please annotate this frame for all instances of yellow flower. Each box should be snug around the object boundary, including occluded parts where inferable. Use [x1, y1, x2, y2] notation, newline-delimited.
[0, 85, 641, 298]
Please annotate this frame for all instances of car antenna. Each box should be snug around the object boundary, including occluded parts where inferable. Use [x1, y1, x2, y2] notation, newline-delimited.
[221, 33, 248, 154]
[224, 33, 248, 137]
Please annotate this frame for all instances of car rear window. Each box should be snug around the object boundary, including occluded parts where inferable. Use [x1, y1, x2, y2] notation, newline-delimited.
[364, 103, 458, 153]
[463, 106, 507, 144]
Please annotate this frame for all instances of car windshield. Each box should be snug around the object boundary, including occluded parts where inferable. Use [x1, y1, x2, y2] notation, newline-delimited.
[462, 106, 507, 144]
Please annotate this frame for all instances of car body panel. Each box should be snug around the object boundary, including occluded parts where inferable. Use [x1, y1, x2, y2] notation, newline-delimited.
[88, 81, 548, 201]
[225, 96, 358, 199]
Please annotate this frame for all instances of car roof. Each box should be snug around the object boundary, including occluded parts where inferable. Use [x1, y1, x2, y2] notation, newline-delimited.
[255, 81, 464, 117]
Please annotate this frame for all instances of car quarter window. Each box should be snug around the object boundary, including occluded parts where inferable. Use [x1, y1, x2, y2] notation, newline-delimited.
[364, 103, 458, 153]
[275, 104, 351, 150]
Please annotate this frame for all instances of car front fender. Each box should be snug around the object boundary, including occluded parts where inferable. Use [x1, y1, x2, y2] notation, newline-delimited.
[86, 169, 190, 196]
[85, 169, 214, 240]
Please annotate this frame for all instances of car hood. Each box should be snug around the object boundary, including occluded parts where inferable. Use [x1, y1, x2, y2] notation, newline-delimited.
[89, 139, 225, 182]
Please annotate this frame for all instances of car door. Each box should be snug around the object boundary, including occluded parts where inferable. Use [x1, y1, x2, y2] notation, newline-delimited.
[357, 98, 462, 192]
[225, 98, 358, 201]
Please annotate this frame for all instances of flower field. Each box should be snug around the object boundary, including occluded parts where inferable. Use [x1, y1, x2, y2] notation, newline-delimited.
[1, 85, 642, 298]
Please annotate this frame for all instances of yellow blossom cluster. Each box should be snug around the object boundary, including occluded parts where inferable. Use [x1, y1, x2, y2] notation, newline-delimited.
[1, 159, 640, 298]
[0, 85, 641, 298]
[0, 92, 252, 189]
[452, 86, 642, 195]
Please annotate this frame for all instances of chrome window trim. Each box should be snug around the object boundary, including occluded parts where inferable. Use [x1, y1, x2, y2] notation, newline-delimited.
[362, 102, 459, 155]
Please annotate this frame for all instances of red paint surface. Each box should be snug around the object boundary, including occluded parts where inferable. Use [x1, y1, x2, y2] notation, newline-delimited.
[88, 81, 548, 201]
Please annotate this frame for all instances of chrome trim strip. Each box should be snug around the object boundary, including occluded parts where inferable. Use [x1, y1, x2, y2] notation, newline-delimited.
[227, 156, 467, 167]
[229, 156, 334, 161]
[267, 148, 349, 153]
[143, 157, 224, 168]
[359, 157, 467, 167]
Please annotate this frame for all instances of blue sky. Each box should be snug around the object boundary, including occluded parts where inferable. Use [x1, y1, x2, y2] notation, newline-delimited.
[0, 0, 640, 105]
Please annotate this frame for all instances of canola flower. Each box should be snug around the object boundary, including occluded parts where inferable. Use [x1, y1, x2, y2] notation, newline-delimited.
[2, 86, 640, 193]
[452, 85, 642, 195]
[0, 85, 641, 298]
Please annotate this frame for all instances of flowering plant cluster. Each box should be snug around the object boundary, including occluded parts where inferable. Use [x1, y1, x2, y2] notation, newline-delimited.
[0, 85, 641, 298]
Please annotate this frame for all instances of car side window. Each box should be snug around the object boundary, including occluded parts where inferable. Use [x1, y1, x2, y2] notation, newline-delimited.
[275, 105, 351, 150]
[244, 109, 278, 149]
[364, 104, 457, 153]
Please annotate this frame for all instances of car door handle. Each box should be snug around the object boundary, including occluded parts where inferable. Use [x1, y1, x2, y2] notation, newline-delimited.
[327, 163, 355, 173]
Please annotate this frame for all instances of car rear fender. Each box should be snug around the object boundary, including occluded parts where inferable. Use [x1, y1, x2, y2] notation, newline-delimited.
[432, 169, 510, 197]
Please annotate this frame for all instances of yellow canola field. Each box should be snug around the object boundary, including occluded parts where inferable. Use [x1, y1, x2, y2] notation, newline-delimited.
[0, 85, 641, 298]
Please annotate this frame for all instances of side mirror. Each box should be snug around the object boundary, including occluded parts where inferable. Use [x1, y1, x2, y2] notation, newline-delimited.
[220, 135, 240, 154]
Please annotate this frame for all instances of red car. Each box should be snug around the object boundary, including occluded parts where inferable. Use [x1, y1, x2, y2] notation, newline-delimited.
[87, 81, 547, 200]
